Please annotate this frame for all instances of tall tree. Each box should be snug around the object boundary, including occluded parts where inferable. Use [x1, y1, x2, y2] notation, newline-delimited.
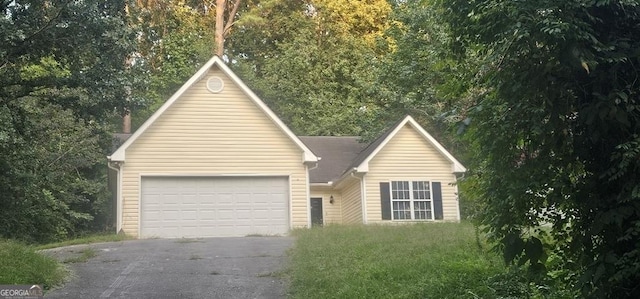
[127, 0, 249, 128]
[374, 0, 482, 148]
[231, 0, 393, 136]
[1, 0, 133, 242]
[214, 0, 242, 56]
[126, 0, 214, 127]
[440, 0, 640, 297]
[227, 0, 303, 74]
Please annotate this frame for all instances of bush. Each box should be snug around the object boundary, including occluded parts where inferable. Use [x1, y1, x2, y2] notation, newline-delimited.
[0, 239, 66, 289]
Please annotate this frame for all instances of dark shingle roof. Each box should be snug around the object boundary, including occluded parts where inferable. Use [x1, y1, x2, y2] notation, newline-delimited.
[299, 136, 368, 183]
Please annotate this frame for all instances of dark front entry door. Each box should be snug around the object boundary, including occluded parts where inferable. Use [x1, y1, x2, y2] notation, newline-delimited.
[310, 197, 323, 227]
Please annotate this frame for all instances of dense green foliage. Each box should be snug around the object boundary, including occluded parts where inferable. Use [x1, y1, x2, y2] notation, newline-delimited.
[3, 0, 639, 296]
[438, 0, 640, 297]
[0, 0, 133, 242]
[127, 0, 214, 127]
[376, 0, 482, 151]
[0, 239, 66, 288]
[289, 223, 504, 299]
[230, 0, 393, 136]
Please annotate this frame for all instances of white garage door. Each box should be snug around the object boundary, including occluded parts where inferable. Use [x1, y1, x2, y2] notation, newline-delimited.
[140, 176, 289, 238]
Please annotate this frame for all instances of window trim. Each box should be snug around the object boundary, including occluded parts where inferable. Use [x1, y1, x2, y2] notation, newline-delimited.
[389, 180, 435, 221]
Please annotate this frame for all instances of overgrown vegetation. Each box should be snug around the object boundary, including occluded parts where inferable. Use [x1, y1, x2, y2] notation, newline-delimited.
[62, 248, 98, 264]
[36, 233, 131, 250]
[0, 0, 133, 243]
[438, 0, 640, 297]
[288, 223, 505, 299]
[0, 240, 66, 289]
[1, 233, 129, 289]
[2, 0, 639, 296]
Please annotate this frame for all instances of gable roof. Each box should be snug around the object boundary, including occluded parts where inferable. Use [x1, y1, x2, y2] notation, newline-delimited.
[301, 116, 467, 185]
[108, 56, 318, 163]
[299, 136, 368, 184]
[350, 115, 466, 174]
[345, 116, 405, 173]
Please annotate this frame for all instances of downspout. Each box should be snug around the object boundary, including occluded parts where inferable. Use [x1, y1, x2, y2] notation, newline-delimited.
[306, 160, 319, 228]
[305, 164, 311, 228]
[351, 172, 367, 224]
[455, 172, 465, 222]
[107, 159, 123, 233]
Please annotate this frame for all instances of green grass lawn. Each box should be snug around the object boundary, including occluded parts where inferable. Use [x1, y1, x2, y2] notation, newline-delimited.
[0, 239, 67, 289]
[1, 233, 130, 289]
[287, 222, 506, 299]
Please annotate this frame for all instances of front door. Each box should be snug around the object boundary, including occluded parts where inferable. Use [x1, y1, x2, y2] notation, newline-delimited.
[310, 197, 323, 227]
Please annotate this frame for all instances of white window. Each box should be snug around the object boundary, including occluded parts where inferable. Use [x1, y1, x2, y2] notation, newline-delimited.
[390, 181, 433, 220]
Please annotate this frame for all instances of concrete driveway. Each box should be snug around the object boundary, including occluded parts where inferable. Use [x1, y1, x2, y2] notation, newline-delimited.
[43, 237, 294, 298]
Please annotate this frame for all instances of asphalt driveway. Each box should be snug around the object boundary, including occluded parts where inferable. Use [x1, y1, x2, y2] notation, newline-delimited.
[43, 237, 294, 298]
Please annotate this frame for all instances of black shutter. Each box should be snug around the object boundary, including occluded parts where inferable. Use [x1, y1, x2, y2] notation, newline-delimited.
[380, 182, 391, 220]
[432, 182, 443, 220]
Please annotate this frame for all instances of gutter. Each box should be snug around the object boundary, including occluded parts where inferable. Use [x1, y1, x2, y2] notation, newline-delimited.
[308, 158, 320, 171]
[107, 159, 123, 233]
[333, 167, 358, 189]
[310, 181, 333, 187]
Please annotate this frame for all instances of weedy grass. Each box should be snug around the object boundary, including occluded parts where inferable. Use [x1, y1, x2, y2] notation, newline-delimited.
[0, 239, 67, 289]
[287, 222, 505, 299]
[1, 233, 130, 289]
[189, 255, 203, 260]
[36, 233, 131, 250]
[175, 238, 204, 244]
[62, 248, 97, 264]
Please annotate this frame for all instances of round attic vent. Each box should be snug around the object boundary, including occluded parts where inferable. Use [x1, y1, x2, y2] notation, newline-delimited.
[206, 76, 224, 93]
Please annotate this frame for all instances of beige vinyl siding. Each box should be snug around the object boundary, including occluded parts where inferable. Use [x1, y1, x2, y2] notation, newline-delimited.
[340, 178, 363, 224]
[365, 124, 460, 223]
[310, 187, 342, 224]
[120, 66, 308, 236]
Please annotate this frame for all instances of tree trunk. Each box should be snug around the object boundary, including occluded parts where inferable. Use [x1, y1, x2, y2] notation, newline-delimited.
[215, 0, 225, 57]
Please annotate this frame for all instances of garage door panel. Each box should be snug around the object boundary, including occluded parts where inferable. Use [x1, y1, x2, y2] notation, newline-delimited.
[182, 195, 199, 205]
[145, 212, 163, 222]
[217, 194, 234, 204]
[181, 211, 198, 220]
[140, 176, 289, 238]
[199, 210, 216, 218]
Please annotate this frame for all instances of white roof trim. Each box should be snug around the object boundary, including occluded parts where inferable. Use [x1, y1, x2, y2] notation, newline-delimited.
[109, 56, 318, 163]
[356, 115, 466, 173]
